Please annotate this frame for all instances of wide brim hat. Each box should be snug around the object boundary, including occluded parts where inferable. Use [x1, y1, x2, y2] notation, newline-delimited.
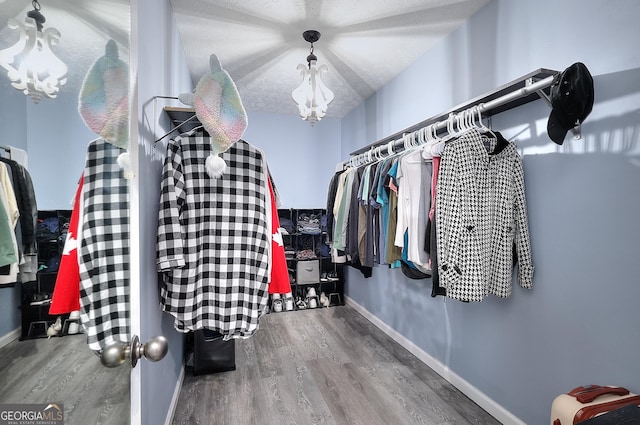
[547, 62, 594, 145]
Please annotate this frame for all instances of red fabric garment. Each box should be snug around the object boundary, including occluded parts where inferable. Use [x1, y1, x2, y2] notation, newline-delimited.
[267, 179, 291, 294]
[49, 175, 82, 315]
[429, 155, 441, 221]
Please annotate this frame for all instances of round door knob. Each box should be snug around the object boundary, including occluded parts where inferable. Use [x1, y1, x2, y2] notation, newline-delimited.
[101, 342, 128, 368]
[131, 335, 169, 367]
[100, 335, 169, 368]
[144, 336, 169, 362]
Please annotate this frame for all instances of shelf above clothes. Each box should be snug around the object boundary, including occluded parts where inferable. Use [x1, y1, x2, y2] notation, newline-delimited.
[349, 68, 559, 156]
[163, 106, 200, 131]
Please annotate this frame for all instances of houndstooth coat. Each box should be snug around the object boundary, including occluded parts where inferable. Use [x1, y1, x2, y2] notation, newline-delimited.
[435, 128, 534, 302]
[157, 130, 271, 338]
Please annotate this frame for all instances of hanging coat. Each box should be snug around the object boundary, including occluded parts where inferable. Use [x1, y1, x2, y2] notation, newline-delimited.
[157, 130, 271, 339]
[78, 139, 130, 352]
[267, 178, 291, 295]
[436, 128, 534, 302]
[49, 175, 83, 315]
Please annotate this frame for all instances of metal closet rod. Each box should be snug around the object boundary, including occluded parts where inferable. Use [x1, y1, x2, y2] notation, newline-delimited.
[348, 70, 558, 164]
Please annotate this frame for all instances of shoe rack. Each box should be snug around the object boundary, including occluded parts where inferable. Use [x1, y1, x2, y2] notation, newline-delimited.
[273, 208, 345, 313]
[20, 210, 72, 339]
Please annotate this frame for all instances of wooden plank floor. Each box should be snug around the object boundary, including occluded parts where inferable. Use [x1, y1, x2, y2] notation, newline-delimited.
[173, 305, 500, 425]
[0, 333, 130, 425]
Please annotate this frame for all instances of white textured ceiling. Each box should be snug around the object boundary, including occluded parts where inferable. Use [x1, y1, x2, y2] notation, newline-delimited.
[170, 0, 491, 118]
[1, 0, 490, 118]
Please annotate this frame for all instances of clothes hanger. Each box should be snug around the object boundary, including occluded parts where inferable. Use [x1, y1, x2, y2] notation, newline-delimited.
[402, 133, 411, 151]
[429, 121, 446, 155]
[386, 140, 395, 157]
[421, 126, 434, 160]
[374, 145, 384, 161]
[440, 113, 457, 143]
[474, 104, 496, 137]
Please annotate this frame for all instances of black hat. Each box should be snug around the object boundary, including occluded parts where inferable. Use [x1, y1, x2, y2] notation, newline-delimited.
[547, 62, 594, 145]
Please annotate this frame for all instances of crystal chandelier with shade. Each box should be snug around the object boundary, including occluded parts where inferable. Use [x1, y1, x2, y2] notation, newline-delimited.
[291, 30, 334, 126]
[0, 0, 68, 103]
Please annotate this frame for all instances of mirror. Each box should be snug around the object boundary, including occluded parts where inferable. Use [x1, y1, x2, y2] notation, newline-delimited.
[0, 1, 131, 424]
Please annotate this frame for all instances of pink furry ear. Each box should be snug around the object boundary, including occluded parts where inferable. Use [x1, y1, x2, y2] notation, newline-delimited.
[192, 54, 248, 178]
[78, 40, 129, 150]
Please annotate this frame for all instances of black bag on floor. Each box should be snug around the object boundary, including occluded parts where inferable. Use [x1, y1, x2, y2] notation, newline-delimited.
[192, 329, 236, 376]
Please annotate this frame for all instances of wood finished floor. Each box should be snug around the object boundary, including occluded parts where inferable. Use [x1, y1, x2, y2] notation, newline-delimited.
[173, 305, 500, 425]
[0, 333, 130, 425]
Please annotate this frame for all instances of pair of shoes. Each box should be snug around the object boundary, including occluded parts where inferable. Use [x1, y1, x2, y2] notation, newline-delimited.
[295, 297, 307, 309]
[320, 272, 328, 282]
[284, 293, 294, 311]
[47, 317, 62, 338]
[271, 294, 283, 313]
[306, 287, 319, 309]
[327, 272, 339, 282]
[66, 310, 81, 334]
[67, 322, 80, 334]
[319, 292, 330, 307]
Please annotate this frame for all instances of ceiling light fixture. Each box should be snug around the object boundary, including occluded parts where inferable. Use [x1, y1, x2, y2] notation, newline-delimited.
[291, 30, 334, 126]
[0, 0, 68, 103]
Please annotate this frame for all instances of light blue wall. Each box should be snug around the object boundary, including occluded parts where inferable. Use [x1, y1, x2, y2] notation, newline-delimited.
[133, 1, 191, 424]
[244, 112, 341, 208]
[341, 1, 640, 424]
[0, 78, 27, 150]
[25, 89, 95, 210]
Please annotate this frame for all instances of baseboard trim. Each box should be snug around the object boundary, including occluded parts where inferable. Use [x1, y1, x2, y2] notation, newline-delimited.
[164, 364, 186, 425]
[344, 296, 525, 425]
[0, 328, 20, 350]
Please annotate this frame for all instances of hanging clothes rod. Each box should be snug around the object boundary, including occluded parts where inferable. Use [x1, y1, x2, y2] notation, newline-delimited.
[349, 68, 559, 158]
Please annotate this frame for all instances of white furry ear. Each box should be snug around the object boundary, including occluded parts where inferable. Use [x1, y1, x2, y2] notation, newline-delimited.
[117, 152, 135, 180]
[205, 154, 226, 178]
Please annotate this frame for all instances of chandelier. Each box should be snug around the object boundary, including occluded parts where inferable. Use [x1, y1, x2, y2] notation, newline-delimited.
[0, 0, 68, 103]
[291, 30, 334, 126]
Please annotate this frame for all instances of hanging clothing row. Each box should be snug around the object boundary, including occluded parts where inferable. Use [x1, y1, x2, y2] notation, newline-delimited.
[0, 145, 38, 287]
[326, 108, 534, 302]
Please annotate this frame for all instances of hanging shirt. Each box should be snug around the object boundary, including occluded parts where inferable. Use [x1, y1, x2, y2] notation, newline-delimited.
[0, 157, 37, 257]
[385, 159, 402, 266]
[394, 150, 431, 271]
[332, 168, 354, 252]
[325, 170, 343, 245]
[374, 157, 393, 265]
[78, 138, 130, 352]
[157, 130, 271, 339]
[0, 169, 19, 280]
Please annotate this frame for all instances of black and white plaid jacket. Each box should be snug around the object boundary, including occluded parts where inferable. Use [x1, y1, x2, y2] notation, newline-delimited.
[79, 138, 130, 351]
[157, 130, 271, 339]
[436, 128, 534, 302]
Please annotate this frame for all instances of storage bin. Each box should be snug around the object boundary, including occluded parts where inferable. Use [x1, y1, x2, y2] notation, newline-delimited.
[296, 260, 320, 284]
